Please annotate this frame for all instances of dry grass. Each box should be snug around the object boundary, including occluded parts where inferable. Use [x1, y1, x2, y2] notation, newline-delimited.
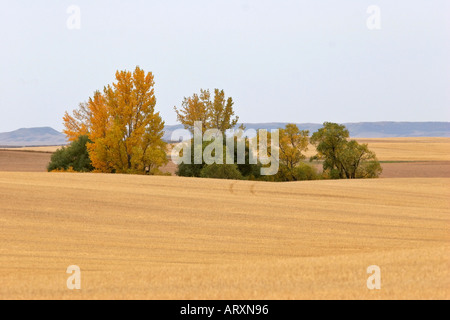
[380, 161, 450, 178]
[0, 150, 52, 172]
[0, 172, 448, 299]
[0, 146, 63, 153]
[353, 137, 450, 161]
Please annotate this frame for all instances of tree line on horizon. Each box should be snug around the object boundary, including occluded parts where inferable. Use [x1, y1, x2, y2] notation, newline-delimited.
[48, 66, 382, 181]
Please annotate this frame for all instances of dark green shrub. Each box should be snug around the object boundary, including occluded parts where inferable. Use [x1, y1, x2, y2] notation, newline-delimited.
[292, 162, 319, 180]
[175, 140, 208, 177]
[176, 137, 262, 180]
[270, 163, 319, 182]
[200, 163, 243, 180]
[47, 135, 94, 172]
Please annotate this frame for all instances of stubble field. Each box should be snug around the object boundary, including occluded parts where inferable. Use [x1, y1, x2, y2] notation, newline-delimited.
[0, 138, 449, 299]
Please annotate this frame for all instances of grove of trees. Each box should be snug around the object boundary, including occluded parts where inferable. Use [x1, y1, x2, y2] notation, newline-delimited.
[51, 66, 382, 180]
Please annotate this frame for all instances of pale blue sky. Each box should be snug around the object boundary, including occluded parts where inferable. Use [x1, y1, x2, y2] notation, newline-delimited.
[0, 0, 449, 132]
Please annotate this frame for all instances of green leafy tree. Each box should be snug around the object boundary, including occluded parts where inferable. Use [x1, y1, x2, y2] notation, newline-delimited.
[176, 140, 208, 177]
[310, 122, 382, 179]
[226, 136, 262, 179]
[310, 122, 349, 179]
[175, 137, 262, 180]
[340, 141, 382, 178]
[47, 135, 94, 172]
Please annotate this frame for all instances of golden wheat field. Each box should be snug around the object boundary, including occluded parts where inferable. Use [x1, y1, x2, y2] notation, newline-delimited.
[0, 146, 62, 153]
[354, 137, 450, 161]
[0, 171, 449, 300]
[301, 137, 450, 161]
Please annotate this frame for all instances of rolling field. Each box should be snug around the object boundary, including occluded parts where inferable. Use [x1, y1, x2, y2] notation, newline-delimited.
[354, 137, 450, 161]
[0, 150, 52, 172]
[0, 172, 449, 299]
[0, 146, 62, 153]
[302, 137, 450, 161]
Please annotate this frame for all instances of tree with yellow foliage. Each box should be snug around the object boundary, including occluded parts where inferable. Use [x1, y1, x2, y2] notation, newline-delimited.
[173, 89, 210, 134]
[62, 102, 91, 142]
[63, 66, 167, 174]
[174, 88, 239, 134]
[278, 123, 309, 170]
[272, 123, 312, 181]
[209, 89, 239, 133]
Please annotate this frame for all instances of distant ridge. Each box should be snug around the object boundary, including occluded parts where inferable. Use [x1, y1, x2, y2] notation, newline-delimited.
[163, 121, 450, 141]
[0, 127, 67, 147]
[1, 122, 449, 146]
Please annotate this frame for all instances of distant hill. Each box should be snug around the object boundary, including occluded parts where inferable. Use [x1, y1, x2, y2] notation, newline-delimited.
[1, 122, 449, 146]
[0, 127, 67, 147]
[163, 122, 450, 141]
